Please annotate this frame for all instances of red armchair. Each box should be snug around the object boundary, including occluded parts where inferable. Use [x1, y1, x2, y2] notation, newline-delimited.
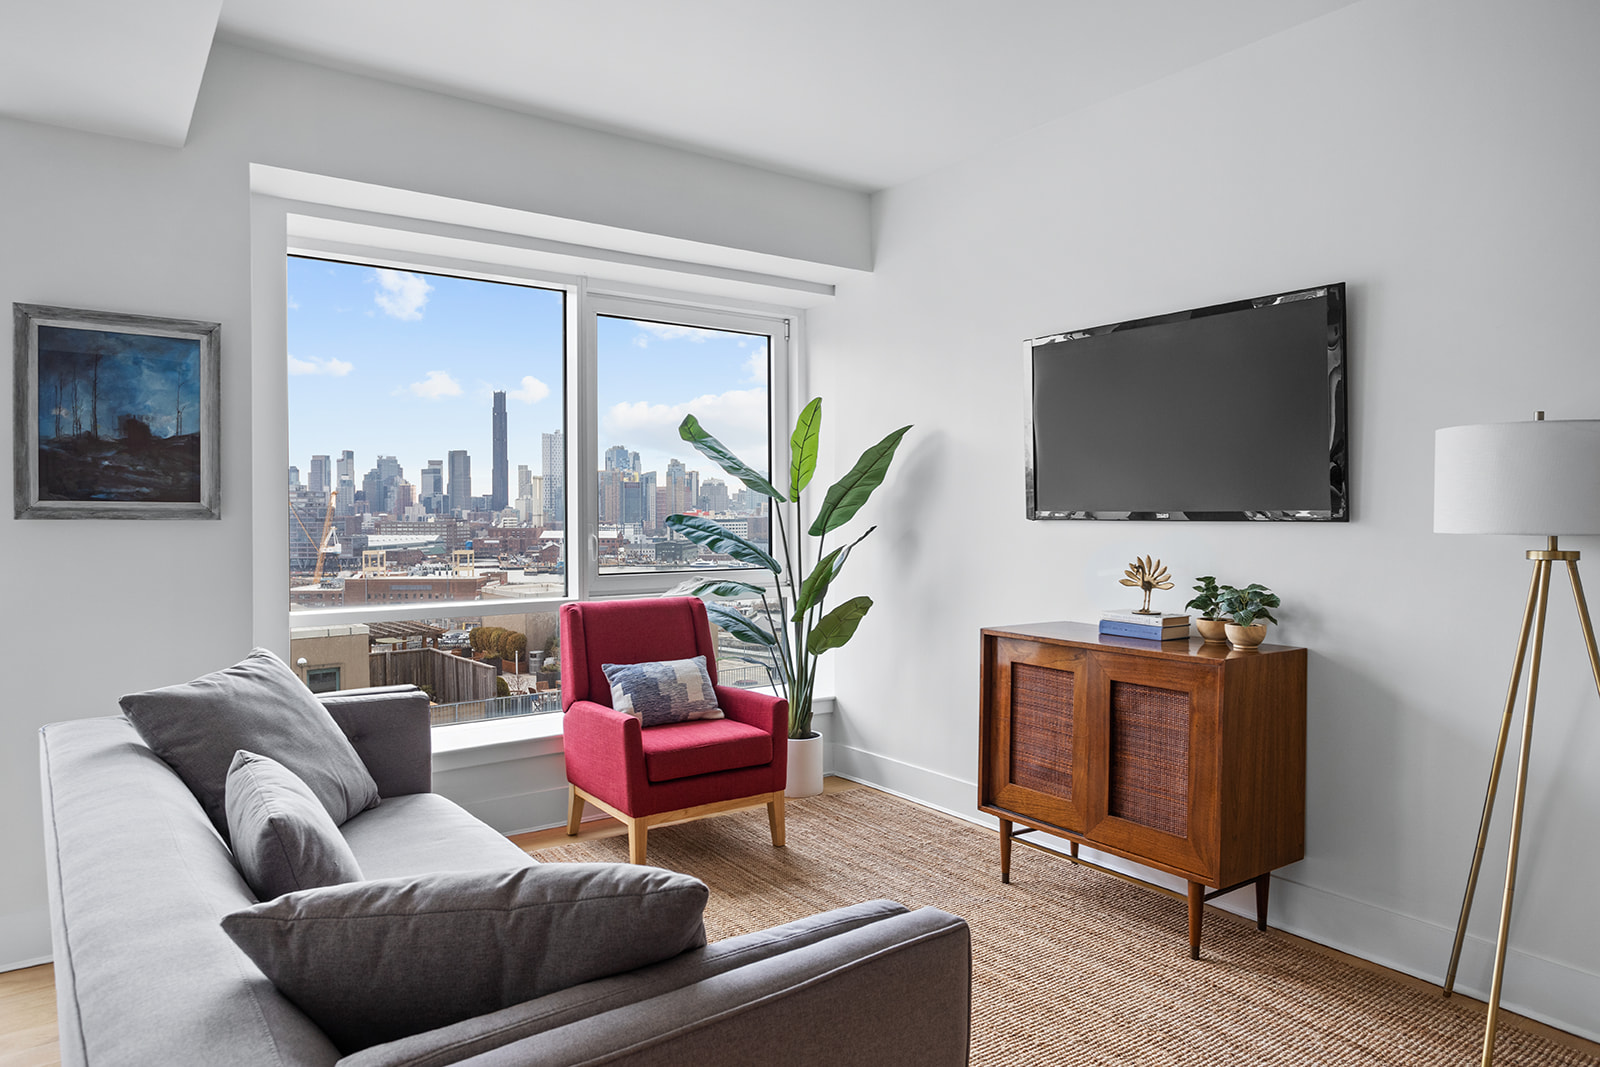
[560, 597, 788, 864]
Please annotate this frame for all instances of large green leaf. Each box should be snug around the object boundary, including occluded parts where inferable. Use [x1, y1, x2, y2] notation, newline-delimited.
[668, 578, 770, 600]
[788, 397, 822, 502]
[808, 595, 873, 654]
[704, 603, 778, 647]
[790, 525, 875, 622]
[679, 415, 784, 501]
[807, 425, 912, 536]
[665, 514, 781, 572]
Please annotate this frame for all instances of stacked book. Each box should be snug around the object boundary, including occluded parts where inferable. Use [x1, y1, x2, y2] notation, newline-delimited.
[1099, 611, 1190, 641]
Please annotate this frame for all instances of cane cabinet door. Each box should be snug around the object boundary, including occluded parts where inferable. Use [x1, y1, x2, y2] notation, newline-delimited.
[1083, 654, 1219, 881]
[984, 637, 1092, 833]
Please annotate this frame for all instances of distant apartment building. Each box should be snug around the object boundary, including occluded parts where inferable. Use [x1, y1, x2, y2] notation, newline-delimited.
[421, 460, 444, 513]
[491, 390, 508, 511]
[308, 454, 330, 496]
[290, 574, 492, 608]
[288, 465, 300, 488]
[541, 430, 564, 523]
[447, 450, 471, 514]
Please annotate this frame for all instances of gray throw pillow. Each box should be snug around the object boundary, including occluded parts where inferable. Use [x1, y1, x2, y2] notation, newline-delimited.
[120, 648, 380, 840]
[222, 864, 709, 1053]
[225, 750, 365, 901]
[601, 655, 724, 726]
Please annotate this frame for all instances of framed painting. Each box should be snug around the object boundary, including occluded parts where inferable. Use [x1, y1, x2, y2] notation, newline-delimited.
[14, 304, 220, 519]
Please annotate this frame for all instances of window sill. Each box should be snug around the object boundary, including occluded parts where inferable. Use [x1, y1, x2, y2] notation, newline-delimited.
[430, 696, 837, 771]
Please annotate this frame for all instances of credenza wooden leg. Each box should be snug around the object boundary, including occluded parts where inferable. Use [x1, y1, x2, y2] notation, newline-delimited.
[1188, 881, 1204, 960]
[999, 819, 1012, 884]
[1256, 872, 1271, 932]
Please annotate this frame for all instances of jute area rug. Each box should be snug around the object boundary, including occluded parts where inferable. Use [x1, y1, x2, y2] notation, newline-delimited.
[534, 788, 1594, 1067]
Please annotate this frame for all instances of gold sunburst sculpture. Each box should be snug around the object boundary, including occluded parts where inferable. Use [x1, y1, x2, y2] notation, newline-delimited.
[1119, 556, 1175, 614]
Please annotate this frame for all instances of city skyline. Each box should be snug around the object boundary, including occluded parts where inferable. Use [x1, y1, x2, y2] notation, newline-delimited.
[287, 257, 773, 498]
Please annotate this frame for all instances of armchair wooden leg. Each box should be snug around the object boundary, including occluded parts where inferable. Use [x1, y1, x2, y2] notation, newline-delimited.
[566, 786, 584, 836]
[767, 793, 785, 847]
[627, 821, 648, 865]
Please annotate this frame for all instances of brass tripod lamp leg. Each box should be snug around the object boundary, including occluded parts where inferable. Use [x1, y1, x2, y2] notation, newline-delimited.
[1479, 558, 1552, 1066]
[1443, 564, 1542, 998]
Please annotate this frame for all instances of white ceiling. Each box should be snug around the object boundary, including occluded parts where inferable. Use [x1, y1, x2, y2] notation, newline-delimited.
[2, 0, 1359, 190]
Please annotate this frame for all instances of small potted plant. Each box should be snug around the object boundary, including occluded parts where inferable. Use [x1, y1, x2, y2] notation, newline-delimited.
[1185, 576, 1229, 644]
[1215, 583, 1281, 651]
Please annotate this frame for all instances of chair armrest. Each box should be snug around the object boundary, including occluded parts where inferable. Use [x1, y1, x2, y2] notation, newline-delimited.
[319, 686, 432, 797]
[714, 685, 788, 739]
[563, 700, 648, 809]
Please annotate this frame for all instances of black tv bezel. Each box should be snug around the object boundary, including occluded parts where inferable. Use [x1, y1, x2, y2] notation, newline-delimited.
[1025, 282, 1348, 522]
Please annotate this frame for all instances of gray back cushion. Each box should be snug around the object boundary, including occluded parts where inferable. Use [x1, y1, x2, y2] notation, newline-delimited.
[120, 648, 380, 839]
[226, 750, 365, 901]
[222, 863, 708, 1053]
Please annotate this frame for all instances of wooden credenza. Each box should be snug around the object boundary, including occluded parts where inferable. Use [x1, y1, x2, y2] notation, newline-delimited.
[978, 621, 1306, 958]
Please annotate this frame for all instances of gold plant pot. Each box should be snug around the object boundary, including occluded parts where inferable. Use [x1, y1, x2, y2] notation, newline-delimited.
[1225, 622, 1268, 651]
[1195, 618, 1230, 644]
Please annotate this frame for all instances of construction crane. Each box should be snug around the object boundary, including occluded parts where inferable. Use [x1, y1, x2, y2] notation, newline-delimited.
[290, 490, 340, 586]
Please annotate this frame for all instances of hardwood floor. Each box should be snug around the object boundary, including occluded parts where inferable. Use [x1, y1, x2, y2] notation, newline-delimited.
[0, 964, 58, 1067]
[5, 775, 1596, 1065]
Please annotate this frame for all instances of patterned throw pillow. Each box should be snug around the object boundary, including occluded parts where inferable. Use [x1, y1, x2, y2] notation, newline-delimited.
[601, 656, 724, 727]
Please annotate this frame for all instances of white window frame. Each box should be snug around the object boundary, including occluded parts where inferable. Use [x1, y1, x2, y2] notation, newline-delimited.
[270, 223, 797, 632]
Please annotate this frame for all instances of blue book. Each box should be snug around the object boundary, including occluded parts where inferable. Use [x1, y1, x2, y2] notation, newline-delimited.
[1099, 619, 1190, 641]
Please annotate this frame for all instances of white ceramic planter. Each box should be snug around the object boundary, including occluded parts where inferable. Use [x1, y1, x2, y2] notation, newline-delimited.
[785, 731, 824, 798]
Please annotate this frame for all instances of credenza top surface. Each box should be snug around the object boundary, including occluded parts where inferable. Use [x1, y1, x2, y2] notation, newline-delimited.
[980, 620, 1305, 663]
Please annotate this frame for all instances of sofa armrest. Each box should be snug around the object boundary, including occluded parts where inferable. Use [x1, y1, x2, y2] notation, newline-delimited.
[562, 700, 647, 809]
[320, 686, 432, 797]
[453, 907, 972, 1067]
[714, 684, 788, 739]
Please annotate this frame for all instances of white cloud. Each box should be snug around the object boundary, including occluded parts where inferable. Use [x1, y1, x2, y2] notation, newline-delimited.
[287, 353, 353, 377]
[407, 370, 462, 399]
[508, 375, 551, 403]
[287, 295, 300, 310]
[603, 387, 769, 467]
[373, 269, 433, 321]
[633, 322, 726, 342]
[743, 350, 766, 383]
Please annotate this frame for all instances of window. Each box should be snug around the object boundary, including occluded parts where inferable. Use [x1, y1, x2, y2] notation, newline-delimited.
[287, 256, 568, 611]
[284, 254, 792, 724]
[304, 667, 341, 694]
[591, 298, 777, 580]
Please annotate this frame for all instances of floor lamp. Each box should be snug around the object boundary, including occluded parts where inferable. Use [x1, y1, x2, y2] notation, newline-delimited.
[1433, 414, 1600, 1067]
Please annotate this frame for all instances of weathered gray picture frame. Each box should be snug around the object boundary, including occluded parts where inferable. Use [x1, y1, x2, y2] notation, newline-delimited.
[14, 303, 220, 519]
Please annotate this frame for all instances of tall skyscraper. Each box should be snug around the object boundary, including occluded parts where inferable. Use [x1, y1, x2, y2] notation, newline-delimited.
[447, 450, 471, 514]
[421, 460, 444, 512]
[308, 455, 330, 496]
[517, 464, 533, 501]
[335, 449, 356, 514]
[640, 470, 657, 528]
[541, 431, 564, 524]
[604, 444, 638, 472]
[491, 391, 508, 511]
[288, 466, 300, 489]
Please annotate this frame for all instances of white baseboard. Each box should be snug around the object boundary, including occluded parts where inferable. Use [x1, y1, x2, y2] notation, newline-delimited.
[0, 954, 51, 973]
[828, 738, 1600, 1043]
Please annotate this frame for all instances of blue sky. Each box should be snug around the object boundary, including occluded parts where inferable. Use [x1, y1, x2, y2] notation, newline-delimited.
[287, 257, 769, 500]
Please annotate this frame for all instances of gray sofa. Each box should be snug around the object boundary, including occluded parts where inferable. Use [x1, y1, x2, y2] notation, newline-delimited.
[39, 686, 971, 1067]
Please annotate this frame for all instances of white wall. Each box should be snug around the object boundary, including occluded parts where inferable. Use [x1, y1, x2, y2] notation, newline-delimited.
[807, 0, 1600, 1039]
[0, 41, 867, 969]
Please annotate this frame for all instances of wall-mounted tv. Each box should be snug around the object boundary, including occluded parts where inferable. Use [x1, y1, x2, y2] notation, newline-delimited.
[1026, 282, 1347, 522]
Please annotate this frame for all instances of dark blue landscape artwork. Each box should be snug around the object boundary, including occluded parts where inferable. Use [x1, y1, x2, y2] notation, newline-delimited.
[35, 326, 203, 502]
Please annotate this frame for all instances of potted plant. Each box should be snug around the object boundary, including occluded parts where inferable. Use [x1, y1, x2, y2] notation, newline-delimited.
[1185, 575, 1229, 644]
[1215, 583, 1281, 651]
[665, 398, 911, 798]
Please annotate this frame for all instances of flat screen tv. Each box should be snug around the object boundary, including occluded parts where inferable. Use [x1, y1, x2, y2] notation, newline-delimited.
[1026, 282, 1347, 521]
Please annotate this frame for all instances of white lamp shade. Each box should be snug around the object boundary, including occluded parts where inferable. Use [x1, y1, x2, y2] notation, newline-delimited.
[1434, 419, 1600, 534]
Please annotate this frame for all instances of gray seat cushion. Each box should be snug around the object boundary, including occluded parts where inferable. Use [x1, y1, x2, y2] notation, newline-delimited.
[339, 899, 912, 1067]
[120, 648, 380, 839]
[338, 792, 536, 878]
[222, 864, 710, 1053]
[226, 750, 365, 901]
